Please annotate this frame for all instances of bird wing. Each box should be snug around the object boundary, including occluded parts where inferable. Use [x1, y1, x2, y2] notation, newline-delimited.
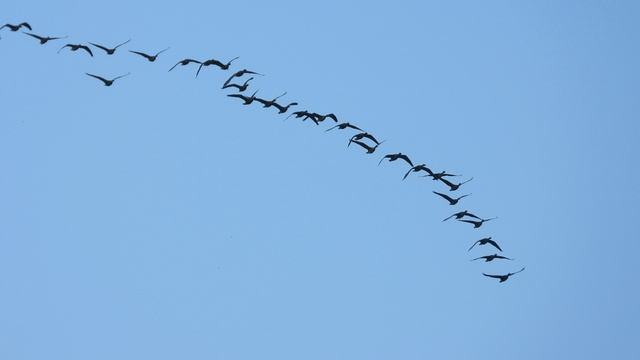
[114, 39, 131, 49]
[155, 47, 170, 56]
[378, 155, 391, 165]
[438, 177, 456, 189]
[493, 255, 513, 260]
[23, 32, 44, 40]
[486, 239, 503, 252]
[442, 212, 458, 222]
[80, 45, 93, 56]
[512, 267, 525, 275]
[130, 50, 152, 60]
[433, 191, 454, 203]
[351, 140, 371, 151]
[468, 240, 480, 251]
[398, 154, 413, 167]
[402, 168, 414, 180]
[85, 73, 109, 85]
[112, 73, 130, 81]
[482, 273, 503, 279]
[362, 133, 380, 144]
[57, 44, 71, 53]
[195, 63, 205, 77]
[227, 94, 248, 101]
[464, 212, 482, 220]
[471, 256, 486, 261]
[253, 98, 270, 106]
[21, 22, 33, 31]
[88, 42, 110, 53]
[168, 61, 182, 72]
[324, 113, 338, 122]
[347, 123, 363, 131]
[325, 124, 340, 132]
[458, 219, 479, 226]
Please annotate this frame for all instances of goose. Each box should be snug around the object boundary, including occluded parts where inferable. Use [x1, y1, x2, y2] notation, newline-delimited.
[129, 47, 170, 62]
[432, 191, 470, 205]
[349, 132, 381, 146]
[325, 122, 363, 132]
[58, 43, 93, 57]
[88, 39, 130, 55]
[85, 72, 130, 86]
[468, 237, 502, 252]
[168, 58, 201, 72]
[23, 32, 66, 44]
[350, 139, 383, 154]
[379, 153, 413, 167]
[227, 90, 259, 105]
[458, 217, 498, 228]
[439, 177, 473, 191]
[196, 56, 239, 77]
[471, 254, 513, 262]
[221, 77, 254, 92]
[223, 69, 263, 87]
[442, 210, 481, 222]
[483, 268, 525, 283]
[1, 22, 32, 32]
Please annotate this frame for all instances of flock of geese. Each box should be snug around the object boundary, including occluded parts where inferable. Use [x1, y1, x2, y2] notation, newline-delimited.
[2, 20, 526, 283]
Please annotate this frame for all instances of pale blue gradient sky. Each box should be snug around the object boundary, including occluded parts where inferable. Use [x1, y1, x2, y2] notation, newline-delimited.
[1, 1, 639, 359]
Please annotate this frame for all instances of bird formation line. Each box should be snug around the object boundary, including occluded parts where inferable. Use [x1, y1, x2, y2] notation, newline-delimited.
[1, 19, 526, 283]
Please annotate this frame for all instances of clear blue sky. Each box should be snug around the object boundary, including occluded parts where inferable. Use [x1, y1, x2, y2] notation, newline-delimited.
[2, 1, 639, 359]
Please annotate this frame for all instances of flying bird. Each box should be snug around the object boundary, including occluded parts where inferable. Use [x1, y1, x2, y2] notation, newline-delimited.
[350, 139, 383, 154]
[312, 113, 338, 123]
[458, 217, 498, 228]
[349, 132, 381, 146]
[403, 164, 434, 180]
[325, 122, 363, 132]
[287, 110, 320, 125]
[58, 43, 93, 57]
[254, 92, 287, 108]
[468, 237, 502, 252]
[129, 47, 170, 62]
[23, 32, 66, 44]
[227, 90, 259, 105]
[483, 268, 525, 283]
[88, 39, 130, 55]
[439, 177, 473, 191]
[1, 22, 32, 32]
[471, 254, 513, 262]
[85, 72, 130, 86]
[379, 153, 413, 167]
[442, 210, 481, 222]
[196, 56, 239, 77]
[223, 69, 263, 87]
[422, 171, 460, 181]
[168, 58, 201, 72]
[221, 77, 254, 92]
[272, 101, 299, 114]
[432, 191, 470, 205]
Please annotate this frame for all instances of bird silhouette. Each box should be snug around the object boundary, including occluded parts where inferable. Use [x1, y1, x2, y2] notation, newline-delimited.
[196, 56, 239, 77]
[168, 58, 201, 72]
[350, 139, 383, 154]
[223, 69, 263, 87]
[432, 191, 470, 205]
[85, 72, 130, 86]
[1, 22, 32, 32]
[287, 110, 320, 125]
[254, 92, 287, 108]
[471, 254, 513, 262]
[468, 237, 502, 252]
[23, 32, 66, 44]
[483, 268, 525, 283]
[227, 90, 259, 105]
[458, 217, 498, 228]
[312, 113, 338, 123]
[349, 132, 381, 146]
[129, 47, 169, 62]
[58, 43, 93, 57]
[442, 210, 481, 222]
[439, 177, 473, 191]
[325, 122, 363, 132]
[422, 171, 460, 181]
[221, 77, 254, 92]
[379, 153, 413, 167]
[402, 164, 434, 180]
[88, 39, 130, 55]
[272, 101, 299, 114]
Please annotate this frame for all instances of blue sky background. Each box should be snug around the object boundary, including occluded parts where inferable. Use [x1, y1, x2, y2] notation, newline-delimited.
[1, 1, 639, 359]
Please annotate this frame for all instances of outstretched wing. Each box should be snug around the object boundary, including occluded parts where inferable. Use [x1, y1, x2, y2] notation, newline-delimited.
[85, 73, 108, 85]
[350, 140, 371, 151]
[402, 168, 415, 180]
[20, 22, 33, 31]
[482, 273, 503, 279]
[114, 38, 131, 49]
[433, 191, 453, 203]
[80, 45, 93, 56]
[468, 240, 480, 251]
[464, 212, 482, 220]
[112, 73, 131, 81]
[458, 219, 479, 226]
[398, 154, 413, 167]
[227, 94, 248, 101]
[486, 239, 503, 252]
[253, 97, 271, 106]
[130, 50, 152, 60]
[23, 32, 44, 40]
[324, 113, 338, 122]
[89, 42, 110, 53]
